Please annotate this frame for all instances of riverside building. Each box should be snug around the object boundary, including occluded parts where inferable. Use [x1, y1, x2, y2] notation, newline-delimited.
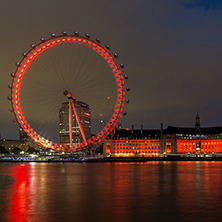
[104, 125, 161, 157]
[0, 128, 36, 151]
[103, 113, 222, 157]
[59, 101, 91, 145]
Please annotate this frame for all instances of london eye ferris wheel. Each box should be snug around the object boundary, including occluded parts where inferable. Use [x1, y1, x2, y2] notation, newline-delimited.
[8, 31, 129, 152]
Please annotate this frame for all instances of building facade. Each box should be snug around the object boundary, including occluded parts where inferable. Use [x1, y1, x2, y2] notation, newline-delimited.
[0, 128, 37, 151]
[103, 114, 222, 157]
[0, 139, 36, 151]
[104, 125, 161, 157]
[59, 101, 91, 145]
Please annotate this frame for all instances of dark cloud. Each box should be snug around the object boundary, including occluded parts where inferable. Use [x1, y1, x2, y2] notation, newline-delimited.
[186, 0, 222, 10]
[1, 0, 222, 139]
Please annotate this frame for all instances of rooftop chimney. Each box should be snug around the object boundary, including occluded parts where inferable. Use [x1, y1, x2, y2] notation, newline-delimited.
[160, 123, 163, 138]
[160, 123, 163, 134]
[141, 124, 143, 134]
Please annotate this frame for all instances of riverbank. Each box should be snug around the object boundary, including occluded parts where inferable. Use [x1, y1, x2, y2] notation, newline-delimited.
[1, 155, 222, 162]
[101, 155, 222, 162]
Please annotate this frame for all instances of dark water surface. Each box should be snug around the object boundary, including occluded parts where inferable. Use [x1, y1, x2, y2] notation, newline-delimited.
[0, 161, 222, 222]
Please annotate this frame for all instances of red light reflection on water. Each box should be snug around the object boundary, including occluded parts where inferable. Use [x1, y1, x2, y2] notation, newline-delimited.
[103, 162, 162, 221]
[175, 161, 222, 220]
[5, 164, 34, 222]
[1, 161, 222, 222]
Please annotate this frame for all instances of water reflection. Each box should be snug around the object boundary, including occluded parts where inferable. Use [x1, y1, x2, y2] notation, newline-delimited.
[0, 162, 222, 222]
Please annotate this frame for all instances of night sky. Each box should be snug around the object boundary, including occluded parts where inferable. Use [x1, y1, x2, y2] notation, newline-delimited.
[1, 0, 222, 139]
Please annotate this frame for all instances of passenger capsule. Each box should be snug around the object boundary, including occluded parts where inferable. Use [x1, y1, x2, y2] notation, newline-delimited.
[13, 119, 17, 123]
[120, 63, 124, 68]
[40, 37, 45, 42]
[106, 44, 110, 50]
[62, 31, 67, 35]
[114, 53, 118, 58]
[11, 73, 15, 77]
[124, 74, 128, 80]
[8, 84, 12, 89]
[64, 90, 68, 96]
[74, 31, 79, 36]
[85, 33, 90, 38]
[9, 108, 13, 112]
[16, 62, 20, 66]
[123, 111, 127, 115]
[126, 86, 130, 91]
[117, 123, 121, 127]
[110, 131, 114, 136]
[96, 38, 101, 43]
[30, 44, 35, 48]
[8, 96, 12, 100]
[125, 99, 129, 104]
[51, 33, 56, 37]
[22, 52, 26, 56]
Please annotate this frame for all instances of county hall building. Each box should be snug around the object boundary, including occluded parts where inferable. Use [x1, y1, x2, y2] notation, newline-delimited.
[103, 113, 222, 157]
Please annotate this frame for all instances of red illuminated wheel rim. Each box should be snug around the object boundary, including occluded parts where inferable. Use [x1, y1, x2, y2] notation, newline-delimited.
[9, 34, 126, 152]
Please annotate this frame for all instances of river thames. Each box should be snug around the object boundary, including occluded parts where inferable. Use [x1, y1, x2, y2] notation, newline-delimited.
[0, 161, 222, 222]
